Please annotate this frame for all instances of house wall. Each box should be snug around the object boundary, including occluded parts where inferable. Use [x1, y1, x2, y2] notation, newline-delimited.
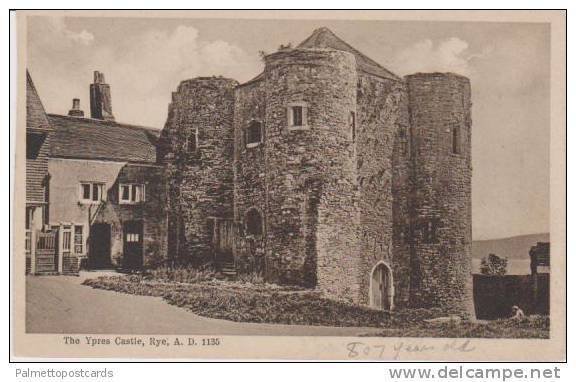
[48, 158, 167, 268]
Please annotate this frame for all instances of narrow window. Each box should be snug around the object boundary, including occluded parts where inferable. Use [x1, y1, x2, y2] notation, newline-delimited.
[431, 219, 438, 243]
[246, 121, 262, 147]
[120, 185, 130, 202]
[452, 126, 461, 154]
[62, 227, 71, 251]
[25, 207, 33, 230]
[187, 128, 198, 152]
[350, 111, 356, 142]
[131, 184, 138, 202]
[74, 225, 83, 254]
[292, 106, 303, 127]
[82, 184, 91, 200]
[287, 103, 308, 129]
[422, 219, 439, 244]
[399, 128, 408, 155]
[92, 183, 100, 201]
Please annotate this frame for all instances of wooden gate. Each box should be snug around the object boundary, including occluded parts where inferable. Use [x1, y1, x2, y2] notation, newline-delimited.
[35, 232, 58, 273]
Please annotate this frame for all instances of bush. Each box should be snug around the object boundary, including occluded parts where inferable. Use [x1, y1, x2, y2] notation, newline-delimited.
[82, 275, 549, 338]
[236, 272, 265, 285]
[145, 265, 216, 284]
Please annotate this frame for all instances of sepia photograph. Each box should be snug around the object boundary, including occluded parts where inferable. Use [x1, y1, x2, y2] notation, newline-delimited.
[11, 10, 566, 361]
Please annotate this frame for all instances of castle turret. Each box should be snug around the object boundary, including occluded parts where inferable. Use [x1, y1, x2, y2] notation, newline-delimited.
[162, 77, 238, 264]
[260, 48, 360, 300]
[405, 72, 475, 317]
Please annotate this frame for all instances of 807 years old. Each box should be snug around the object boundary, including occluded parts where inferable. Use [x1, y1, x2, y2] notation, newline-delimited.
[63, 336, 221, 348]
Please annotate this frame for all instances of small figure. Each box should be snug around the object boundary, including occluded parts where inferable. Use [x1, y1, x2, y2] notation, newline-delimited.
[511, 305, 525, 320]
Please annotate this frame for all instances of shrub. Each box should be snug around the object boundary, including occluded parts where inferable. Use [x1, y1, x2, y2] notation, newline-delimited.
[236, 272, 265, 285]
[146, 265, 216, 284]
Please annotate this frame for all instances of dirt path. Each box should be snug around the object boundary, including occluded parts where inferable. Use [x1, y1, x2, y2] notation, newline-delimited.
[26, 273, 383, 336]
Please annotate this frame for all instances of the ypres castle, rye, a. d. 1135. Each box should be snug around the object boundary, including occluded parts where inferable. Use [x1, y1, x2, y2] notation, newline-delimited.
[158, 27, 474, 316]
[26, 27, 474, 317]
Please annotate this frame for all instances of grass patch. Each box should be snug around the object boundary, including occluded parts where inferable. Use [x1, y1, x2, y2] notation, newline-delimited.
[82, 274, 549, 338]
[366, 315, 549, 338]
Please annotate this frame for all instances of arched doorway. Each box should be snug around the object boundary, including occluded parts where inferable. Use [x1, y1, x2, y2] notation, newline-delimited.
[370, 261, 394, 311]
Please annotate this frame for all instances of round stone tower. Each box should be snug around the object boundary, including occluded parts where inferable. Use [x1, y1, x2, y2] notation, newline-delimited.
[163, 77, 238, 264]
[405, 73, 475, 317]
[262, 48, 361, 301]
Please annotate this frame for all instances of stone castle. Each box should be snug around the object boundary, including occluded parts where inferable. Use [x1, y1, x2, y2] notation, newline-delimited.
[157, 27, 474, 316]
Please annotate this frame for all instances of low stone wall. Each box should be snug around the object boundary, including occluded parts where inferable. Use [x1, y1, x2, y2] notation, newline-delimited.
[473, 274, 549, 319]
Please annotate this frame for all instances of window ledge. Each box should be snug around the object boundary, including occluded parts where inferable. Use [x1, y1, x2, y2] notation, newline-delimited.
[78, 200, 103, 205]
[246, 142, 262, 149]
[287, 125, 310, 131]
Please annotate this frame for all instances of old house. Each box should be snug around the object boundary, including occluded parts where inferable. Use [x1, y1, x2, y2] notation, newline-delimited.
[25, 71, 54, 273]
[159, 28, 475, 316]
[26, 71, 167, 273]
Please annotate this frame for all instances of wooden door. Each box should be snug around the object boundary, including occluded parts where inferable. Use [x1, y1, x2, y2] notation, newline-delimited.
[371, 263, 391, 310]
[88, 223, 111, 269]
[123, 221, 143, 269]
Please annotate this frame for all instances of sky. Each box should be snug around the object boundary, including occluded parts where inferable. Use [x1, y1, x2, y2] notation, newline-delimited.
[26, 16, 550, 240]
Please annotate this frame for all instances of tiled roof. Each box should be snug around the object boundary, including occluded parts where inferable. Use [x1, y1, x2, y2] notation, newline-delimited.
[26, 70, 52, 131]
[297, 27, 401, 81]
[48, 114, 160, 164]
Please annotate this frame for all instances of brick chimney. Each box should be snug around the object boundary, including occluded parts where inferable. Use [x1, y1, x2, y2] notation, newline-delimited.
[89, 71, 115, 121]
[68, 98, 84, 117]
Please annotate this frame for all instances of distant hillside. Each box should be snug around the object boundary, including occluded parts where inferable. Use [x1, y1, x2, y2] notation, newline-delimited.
[472, 233, 550, 260]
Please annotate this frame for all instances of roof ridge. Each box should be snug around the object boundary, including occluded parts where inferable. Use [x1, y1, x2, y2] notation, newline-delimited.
[47, 113, 160, 134]
[297, 27, 401, 81]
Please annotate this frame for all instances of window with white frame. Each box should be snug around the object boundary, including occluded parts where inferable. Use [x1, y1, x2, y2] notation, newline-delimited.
[79, 182, 105, 203]
[74, 225, 83, 254]
[287, 102, 308, 130]
[119, 183, 146, 204]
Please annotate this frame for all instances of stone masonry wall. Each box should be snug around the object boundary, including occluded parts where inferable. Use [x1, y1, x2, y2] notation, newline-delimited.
[233, 78, 267, 273]
[356, 73, 411, 307]
[160, 77, 237, 264]
[263, 48, 360, 299]
[405, 73, 475, 317]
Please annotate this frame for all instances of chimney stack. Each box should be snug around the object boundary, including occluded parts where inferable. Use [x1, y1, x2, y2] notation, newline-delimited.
[89, 71, 115, 121]
[68, 98, 84, 117]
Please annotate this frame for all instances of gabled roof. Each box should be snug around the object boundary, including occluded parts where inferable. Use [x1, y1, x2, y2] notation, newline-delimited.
[48, 114, 160, 164]
[297, 27, 401, 81]
[26, 70, 53, 131]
